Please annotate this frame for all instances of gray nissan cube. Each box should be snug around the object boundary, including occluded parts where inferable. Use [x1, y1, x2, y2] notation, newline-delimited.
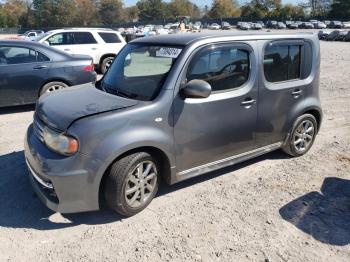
[25, 32, 322, 216]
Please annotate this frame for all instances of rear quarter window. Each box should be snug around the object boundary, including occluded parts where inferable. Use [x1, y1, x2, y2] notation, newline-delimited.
[263, 41, 313, 83]
[98, 32, 121, 43]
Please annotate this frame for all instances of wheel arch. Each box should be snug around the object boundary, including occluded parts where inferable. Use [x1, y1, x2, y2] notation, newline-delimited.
[98, 146, 172, 207]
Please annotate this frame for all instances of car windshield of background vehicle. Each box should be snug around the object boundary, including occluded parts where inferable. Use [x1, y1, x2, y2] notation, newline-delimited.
[100, 43, 183, 101]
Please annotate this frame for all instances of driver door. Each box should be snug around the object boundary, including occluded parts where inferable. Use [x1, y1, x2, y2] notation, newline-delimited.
[173, 42, 259, 173]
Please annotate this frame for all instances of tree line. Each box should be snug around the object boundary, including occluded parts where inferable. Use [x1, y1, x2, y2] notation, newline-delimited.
[0, 0, 349, 28]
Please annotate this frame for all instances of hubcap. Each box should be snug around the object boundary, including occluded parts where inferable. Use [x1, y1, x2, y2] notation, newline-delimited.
[125, 161, 157, 208]
[46, 84, 65, 93]
[293, 120, 315, 153]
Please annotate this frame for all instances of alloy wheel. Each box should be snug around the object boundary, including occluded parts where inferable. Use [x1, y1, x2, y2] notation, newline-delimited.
[293, 119, 315, 153]
[124, 161, 158, 208]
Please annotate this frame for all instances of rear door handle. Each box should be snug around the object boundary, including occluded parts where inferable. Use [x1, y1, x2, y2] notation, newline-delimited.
[241, 98, 256, 107]
[91, 47, 97, 50]
[292, 89, 302, 96]
[33, 65, 48, 69]
[64, 48, 71, 51]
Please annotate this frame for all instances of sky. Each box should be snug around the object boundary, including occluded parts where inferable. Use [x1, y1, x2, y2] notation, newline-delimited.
[124, 0, 303, 7]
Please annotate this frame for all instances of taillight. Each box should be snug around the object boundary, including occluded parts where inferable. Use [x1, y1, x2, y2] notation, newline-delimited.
[83, 63, 94, 72]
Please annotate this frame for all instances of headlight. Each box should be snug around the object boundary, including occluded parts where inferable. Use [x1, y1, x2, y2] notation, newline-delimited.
[43, 127, 78, 155]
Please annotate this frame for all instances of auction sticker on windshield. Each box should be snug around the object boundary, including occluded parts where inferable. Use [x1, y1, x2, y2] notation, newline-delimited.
[156, 48, 182, 58]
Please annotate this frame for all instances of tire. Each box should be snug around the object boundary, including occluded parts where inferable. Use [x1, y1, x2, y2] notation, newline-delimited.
[40, 81, 68, 96]
[282, 114, 318, 157]
[104, 152, 159, 216]
[100, 56, 114, 74]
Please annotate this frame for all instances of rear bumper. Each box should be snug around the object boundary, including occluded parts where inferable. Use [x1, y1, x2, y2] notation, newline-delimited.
[24, 124, 103, 213]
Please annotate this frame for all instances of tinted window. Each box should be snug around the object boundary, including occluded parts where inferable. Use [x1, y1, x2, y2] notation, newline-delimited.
[187, 46, 250, 92]
[73, 32, 97, 44]
[98, 32, 121, 43]
[47, 33, 74, 45]
[264, 44, 301, 82]
[0, 47, 36, 64]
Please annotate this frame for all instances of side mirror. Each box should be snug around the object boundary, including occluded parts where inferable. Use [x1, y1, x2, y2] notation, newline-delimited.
[181, 79, 212, 99]
[43, 41, 50, 46]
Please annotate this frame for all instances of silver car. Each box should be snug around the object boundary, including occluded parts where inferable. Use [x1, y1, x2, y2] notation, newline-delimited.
[25, 32, 322, 216]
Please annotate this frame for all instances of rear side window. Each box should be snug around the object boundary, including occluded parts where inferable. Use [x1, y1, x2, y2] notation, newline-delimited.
[98, 32, 121, 43]
[73, 32, 97, 44]
[0, 47, 50, 64]
[187, 45, 250, 92]
[264, 44, 301, 82]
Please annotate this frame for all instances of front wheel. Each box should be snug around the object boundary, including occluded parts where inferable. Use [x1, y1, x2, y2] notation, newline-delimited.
[282, 114, 318, 157]
[104, 152, 159, 216]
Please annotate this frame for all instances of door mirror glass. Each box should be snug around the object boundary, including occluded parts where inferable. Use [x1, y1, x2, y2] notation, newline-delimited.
[181, 79, 211, 99]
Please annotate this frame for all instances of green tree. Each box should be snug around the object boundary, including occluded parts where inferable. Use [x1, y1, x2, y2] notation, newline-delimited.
[208, 0, 241, 18]
[328, 0, 350, 19]
[99, 0, 123, 25]
[33, 0, 76, 27]
[124, 6, 139, 22]
[73, 0, 98, 26]
[3, 0, 27, 27]
[136, 0, 165, 21]
[168, 0, 200, 18]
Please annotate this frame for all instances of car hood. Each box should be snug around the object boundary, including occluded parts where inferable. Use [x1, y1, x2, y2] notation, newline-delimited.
[36, 83, 138, 131]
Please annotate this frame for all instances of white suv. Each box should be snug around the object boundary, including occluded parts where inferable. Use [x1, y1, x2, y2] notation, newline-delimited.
[36, 28, 126, 73]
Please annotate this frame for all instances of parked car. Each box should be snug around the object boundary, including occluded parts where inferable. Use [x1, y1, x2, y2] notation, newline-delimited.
[221, 22, 231, 30]
[326, 30, 342, 41]
[193, 21, 202, 30]
[251, 23, 263, 30]
[25, 32, 322, 216]
[314, 22, 327, 29]
[240, 22, 251, 30]
[18, 30, 44, 39]
[344, 31, 350, 41]
[342, 21, 350, 29]
[34, 28, 126, 74]
[329, 21, 343, 29]
[208, 23, 221, 30]
[277, 22, 286, 29]
[266, 20, 278, 29]
[318, 30, 331, 40]
[287, 22, 298, 29]
[0, 40, 96, 108]
[300, 22, 314, 29]
[257, 21, 265, 27]
[335, 30, 348, 41]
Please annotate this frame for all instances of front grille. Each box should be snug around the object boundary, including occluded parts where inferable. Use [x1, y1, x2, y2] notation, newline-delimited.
[33, 115, 45, 142]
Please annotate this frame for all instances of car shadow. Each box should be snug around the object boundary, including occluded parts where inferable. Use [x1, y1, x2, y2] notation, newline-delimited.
[279, 177, 350, 246]
[0, 104, 35, 115]
[0, 149, 288, 230]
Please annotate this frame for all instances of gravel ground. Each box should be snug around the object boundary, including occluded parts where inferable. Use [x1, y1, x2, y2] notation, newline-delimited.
[0, 38, 349, 262]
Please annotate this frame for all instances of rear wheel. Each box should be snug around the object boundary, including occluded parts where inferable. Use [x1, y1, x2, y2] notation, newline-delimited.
[282, 114, 317, 157]
[104, 152, 159, 216]
[100, 56, 114, 74]
[40, 81, 68, 96]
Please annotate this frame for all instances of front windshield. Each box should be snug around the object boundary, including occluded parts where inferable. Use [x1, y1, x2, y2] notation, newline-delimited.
[101, 43, 183, 101]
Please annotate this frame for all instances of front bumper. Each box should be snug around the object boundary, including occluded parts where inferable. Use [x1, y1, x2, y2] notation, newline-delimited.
[24, 124, 103, 213]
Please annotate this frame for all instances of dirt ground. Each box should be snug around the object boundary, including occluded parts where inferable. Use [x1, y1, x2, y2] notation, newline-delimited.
[0, 38, 349, 262]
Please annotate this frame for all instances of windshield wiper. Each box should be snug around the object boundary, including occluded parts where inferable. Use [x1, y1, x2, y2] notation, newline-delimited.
[104, 85, 135, 99]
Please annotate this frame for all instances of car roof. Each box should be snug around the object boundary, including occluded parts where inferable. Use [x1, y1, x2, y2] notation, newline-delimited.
[131, 31, 316, 46]
[46, 28, 117, 34]
[0, 39, 48, 48]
